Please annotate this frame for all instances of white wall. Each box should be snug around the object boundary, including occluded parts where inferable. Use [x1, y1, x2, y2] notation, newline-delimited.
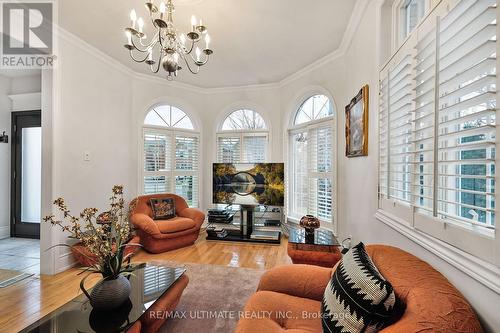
[47, 35, 134, 271]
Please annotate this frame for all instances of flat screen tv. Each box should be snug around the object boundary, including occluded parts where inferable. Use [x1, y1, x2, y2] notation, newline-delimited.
[213, 163, 285, 207]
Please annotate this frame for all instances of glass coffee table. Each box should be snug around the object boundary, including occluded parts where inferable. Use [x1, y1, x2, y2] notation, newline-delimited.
[287, 228, 342, 267]
[19, 263, 187, 333]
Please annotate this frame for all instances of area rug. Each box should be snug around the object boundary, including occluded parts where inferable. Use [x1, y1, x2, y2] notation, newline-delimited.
[159, 263, 265, 333]
[0, 269, 33, 288]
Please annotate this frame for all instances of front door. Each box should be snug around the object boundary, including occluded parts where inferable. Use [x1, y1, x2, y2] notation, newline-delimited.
[11, 111, 42, 239]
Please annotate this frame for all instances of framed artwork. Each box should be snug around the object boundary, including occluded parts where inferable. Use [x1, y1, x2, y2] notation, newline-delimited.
[345, 85, 369, 157]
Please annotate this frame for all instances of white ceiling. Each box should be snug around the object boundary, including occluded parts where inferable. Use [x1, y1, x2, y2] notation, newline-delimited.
[59, 0, 357, 88]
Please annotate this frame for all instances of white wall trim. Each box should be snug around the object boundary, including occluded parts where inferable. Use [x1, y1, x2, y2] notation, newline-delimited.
[9, 92, 41, 111]
[54, 0, 368, 94]
[375, 209, 500, 294]
[0, 226, 9, 239]
[56, 251, 77, 274]
[57, 28, 132, 77]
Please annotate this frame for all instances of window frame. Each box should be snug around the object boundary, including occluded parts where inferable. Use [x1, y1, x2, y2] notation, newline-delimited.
[140, 107, 200, 208]
[392, 0, 431, 50]
[287, 94, 337, 231]
[216, 109, 270, 163]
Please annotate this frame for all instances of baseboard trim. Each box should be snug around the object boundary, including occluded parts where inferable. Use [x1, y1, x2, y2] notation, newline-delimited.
[56, 251, 76, 273]
[375, 209, 500, 294]
[0, 226, 9, 239]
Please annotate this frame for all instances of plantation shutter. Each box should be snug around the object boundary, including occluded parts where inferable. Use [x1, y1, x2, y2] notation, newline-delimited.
[217, 136, 241, 163]
[437, 0, 496, 227]
[242, 135, 267, 163]
[143, 131, 172, 194]
[412, 13, 437, 215]
[379, 69, 389, 198]
[378, 0, 498, 264]
[289, 131, 309, 219]
[388, 51, 414, 204]
[308, 126, 333, 221]
[175, 134, 199, 207]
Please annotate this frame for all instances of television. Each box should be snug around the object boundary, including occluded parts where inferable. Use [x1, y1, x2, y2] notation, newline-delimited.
[213, 163, 285, 207]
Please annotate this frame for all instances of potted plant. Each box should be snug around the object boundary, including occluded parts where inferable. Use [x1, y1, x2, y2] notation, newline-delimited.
[44, 185, 144, 310]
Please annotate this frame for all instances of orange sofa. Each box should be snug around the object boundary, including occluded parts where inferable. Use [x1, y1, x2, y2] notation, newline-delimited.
[129, 194, 205, 253]
[236, 244, 483, 333]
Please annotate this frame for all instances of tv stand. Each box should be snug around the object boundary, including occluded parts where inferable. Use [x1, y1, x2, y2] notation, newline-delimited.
[206, 205, 281, 244]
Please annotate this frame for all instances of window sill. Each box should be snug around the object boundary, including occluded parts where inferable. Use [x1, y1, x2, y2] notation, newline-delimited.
[375, 209, 500, 294]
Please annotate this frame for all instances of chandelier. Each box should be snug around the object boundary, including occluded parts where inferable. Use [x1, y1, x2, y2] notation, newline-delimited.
[124, 0, 213, 80]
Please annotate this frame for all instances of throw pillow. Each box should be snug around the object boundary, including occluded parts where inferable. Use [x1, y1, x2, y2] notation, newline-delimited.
[321, 242, 397, 332]
[150, 198, 176, 220]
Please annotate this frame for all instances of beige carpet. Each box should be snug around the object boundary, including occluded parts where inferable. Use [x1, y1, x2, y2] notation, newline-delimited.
[159, 263, 264, 333]
[0, 269, 33, 288]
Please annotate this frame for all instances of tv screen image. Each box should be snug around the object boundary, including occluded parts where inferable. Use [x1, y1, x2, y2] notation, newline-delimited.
[213, 163, 285, 207]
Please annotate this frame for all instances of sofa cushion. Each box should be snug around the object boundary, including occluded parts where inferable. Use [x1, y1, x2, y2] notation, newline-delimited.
[321, 242, 396, 332]
[155, 217, 196, 234]
[235, 290, 322, 333]
[150, 197, 175, 220]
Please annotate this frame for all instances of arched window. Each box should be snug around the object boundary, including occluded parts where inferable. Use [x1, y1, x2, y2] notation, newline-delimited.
[288, 95, 335, 225]
[217, 109, 268, 163]
[142, 105, 199, 207]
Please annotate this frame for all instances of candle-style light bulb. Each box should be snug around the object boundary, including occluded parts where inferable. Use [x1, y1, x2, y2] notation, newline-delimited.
[191, 15, 197, 31]
[130, 9, 137, 29]
[125, 31, 132, 46]
[180, 33, 186, 46]
[205, 33, 210, 50]
[195, 47, 201, 61]
[160, 2, 166, 13]
[137, 17, 144, 33]
[199, 18, 203, 27]
[147, 48, 153, 61]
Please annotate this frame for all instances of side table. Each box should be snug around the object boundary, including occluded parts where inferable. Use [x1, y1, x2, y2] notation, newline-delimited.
[287, 228, 342, 268]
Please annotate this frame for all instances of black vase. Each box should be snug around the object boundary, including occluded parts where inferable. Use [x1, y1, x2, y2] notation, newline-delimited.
[89, 275, 131, 310]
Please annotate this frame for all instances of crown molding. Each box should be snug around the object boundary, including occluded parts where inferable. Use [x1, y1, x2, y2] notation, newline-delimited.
[56, 28, 132, 77]
[55, 0, 369, 94]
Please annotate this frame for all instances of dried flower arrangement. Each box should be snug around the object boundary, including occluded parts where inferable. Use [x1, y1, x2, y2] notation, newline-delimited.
[44, 185, 144, 306]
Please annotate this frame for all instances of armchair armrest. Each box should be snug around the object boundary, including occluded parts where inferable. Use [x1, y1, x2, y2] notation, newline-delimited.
[257, 264, 332, 301]
[177, 207, 205, 227]
[130, 213, 160, 236]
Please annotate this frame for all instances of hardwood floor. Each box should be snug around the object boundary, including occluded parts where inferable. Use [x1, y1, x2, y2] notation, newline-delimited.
[0, 232, 291, 333]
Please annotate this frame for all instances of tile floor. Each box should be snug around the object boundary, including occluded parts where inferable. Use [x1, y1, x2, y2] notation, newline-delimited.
[0, 238, 40, 275]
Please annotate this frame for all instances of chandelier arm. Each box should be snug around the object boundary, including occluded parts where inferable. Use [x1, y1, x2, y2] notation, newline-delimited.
[198, 55, 210, 66]
[138, 31, 160, 48]
[158, 29, 168, 49]
[150, 49, 164, 73]
[129, 49, 151, 63]
[184, 39, 195, 54]
[181, 54, 200, 74]
[130, 37, 152, 53]
[187, 48, 209, 65]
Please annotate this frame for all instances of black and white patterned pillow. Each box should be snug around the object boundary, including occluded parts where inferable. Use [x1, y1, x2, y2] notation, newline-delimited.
[321, 242, 396, 333]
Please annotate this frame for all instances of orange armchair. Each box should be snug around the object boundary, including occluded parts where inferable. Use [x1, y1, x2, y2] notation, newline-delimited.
[129, 194, 205, 253]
